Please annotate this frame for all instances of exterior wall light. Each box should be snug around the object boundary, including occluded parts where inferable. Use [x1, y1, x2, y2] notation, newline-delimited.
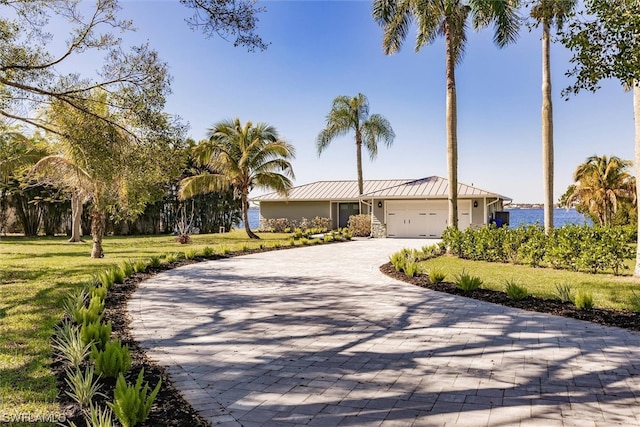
[377, 201, 383, 208]
[473, 201, 478, 208]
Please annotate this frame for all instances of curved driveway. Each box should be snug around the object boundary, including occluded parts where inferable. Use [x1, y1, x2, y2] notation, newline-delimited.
[130, 239, 640, 426]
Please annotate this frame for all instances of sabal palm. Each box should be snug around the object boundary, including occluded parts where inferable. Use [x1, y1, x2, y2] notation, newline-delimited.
[316, 93, 395, 195]
[568, 155, 635, 226]
[373, 0, 520, 228]
[179, 118, 295, 239]
[530, 0, 576, 233]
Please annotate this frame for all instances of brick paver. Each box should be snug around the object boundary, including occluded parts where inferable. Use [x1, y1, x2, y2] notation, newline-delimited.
[129, 239, 640, 426]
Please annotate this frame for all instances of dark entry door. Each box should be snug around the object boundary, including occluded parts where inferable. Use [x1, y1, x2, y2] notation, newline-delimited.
[338, 203, 360, 228]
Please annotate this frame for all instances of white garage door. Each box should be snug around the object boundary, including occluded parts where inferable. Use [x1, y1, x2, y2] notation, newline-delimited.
[387, 200, 471, 238]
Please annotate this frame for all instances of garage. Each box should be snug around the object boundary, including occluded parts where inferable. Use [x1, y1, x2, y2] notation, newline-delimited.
[386, 200, 471, 238]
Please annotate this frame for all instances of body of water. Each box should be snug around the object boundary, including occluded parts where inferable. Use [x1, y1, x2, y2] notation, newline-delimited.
[240, 208, 589, 230]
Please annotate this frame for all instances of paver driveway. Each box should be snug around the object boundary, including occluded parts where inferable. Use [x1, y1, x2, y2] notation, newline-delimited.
[130, 239, 640, 426]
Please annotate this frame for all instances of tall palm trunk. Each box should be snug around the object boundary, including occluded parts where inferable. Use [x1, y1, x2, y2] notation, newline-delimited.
[633, 84, 640, 276]
[90, 210, 105, 258]
[355, 128, 364, 196]
[68, 191, 83, 242]
[242, 190, 259, 239]
[542, 19, 554, 234]
[445, 22, 458, 229]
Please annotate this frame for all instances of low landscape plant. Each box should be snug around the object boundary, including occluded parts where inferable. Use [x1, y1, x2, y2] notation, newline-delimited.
[347, 214, 371, 237]
[148, 255, 162, 268]
[64, 366, 106, 410]
[111, 266, 126, 284]
[53, 321, 91, 368]
[454, 270, 483, 292]
[119, 261, 134, 278]
[404, 258, 419, 277]
[133, 260, 147, 273]
[201, 246, 214, 257]
[428, 268, 446, 283]
[504, 279, 528, 301]
[96, 269, 115, 289]
[75, 295, 105, 325]
[555, 283, 575, 303]
[91, 285, 108, 302]
[390, 251, 406, 272]
[92, 339, 132, 378]
[575, 290, 594, 310]
[109, 369, 162, 427]
[183, 248, 198, 259]
[631, 291, 640, 312]
[164, 253, 178, 263]
[63, 289, 89, 320]
[174, 233, 191, 244]
[74, 403, 115, 427]
[80, 320, 112, 350]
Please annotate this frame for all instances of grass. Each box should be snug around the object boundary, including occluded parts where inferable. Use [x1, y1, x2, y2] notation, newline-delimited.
[0, 231, 291, 421]
[418, 254, 640, 311]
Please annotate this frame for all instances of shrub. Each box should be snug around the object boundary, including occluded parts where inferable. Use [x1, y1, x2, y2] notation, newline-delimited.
[64, 366, 106, 410]
[555, 283, 574, 303]
[201, 246, 214, 257]
[174, 233, 191, 244]
[53, 321, 91, 368]
[240, 243, 250, 252]
[261, 218, 293, 233]
[92, 340, 132, 378]
[109, 369, 162, 427]
[300, 238, 309, 246]
[111, 266, 126, 284]
[133, 260, 147, 273]
[148, 256, 162, 268]
[183, 248, 198, 260]
[428, 269, 446, 284]
[404, 258, 419, 277]
[91, 285, 108, 302]
[504, 279, 528, 301]
[288, 237, 296, 246]
[389, 252, 405, 272]
[220, 246, 231, 255]
[63, 289, 89, 320]
[575, 290, 594, 310]
[96, 270, 114, 289]
[119, 261, 134, 278]
[454, 270, 483, 292]
[81, 320, 112, 350]
[75, 296, 105, 325]
[80, 403, 115, 427]
[347, 214, 371, 237]
[323, 234, 333, 243]
[311, 216, 331, 231]
[164, 253, 178, 263]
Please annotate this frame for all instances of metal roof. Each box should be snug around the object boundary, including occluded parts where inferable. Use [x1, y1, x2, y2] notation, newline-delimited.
[252, 176, 511, 202]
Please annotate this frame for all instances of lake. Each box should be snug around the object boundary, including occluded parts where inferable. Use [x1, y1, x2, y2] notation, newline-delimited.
[240, 208, 590, 230]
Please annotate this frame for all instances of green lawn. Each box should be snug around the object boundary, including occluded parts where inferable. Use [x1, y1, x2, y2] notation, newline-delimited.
[418, 254, 640, 310]
[0, 231, 291, 422]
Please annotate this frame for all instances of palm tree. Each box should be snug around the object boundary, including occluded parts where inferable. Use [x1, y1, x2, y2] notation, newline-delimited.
[372, 0, 520, 228]
[566, 154, 636, 227]
[529, 0, 576, 234]
[316, 93, 395, 196]
[179, 118, 295, 239]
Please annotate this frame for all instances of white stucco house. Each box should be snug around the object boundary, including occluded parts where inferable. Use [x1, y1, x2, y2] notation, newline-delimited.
[252, 176, 511, 238]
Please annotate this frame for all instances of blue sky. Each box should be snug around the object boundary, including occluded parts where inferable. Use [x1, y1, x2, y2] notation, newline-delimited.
[99, 1, 634, 202]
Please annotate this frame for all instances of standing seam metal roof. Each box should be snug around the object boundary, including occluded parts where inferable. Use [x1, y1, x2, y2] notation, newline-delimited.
[251, 176, 511, 201]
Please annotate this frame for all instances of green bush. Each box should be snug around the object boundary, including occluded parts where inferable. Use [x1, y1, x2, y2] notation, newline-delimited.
[63, 289, 89, 320]
[504, 279, 528, 301]
[119, 261, 134, 278]
[555, 283, 574, 303]
[454, 270, 483, 292]
[111, 266, 126, 284]
[109, 369, 161, 427]
[164, 253, 178, 263]
[96, 269, 115, 289]
[64, 366, 106, 410]
[201, 246, 214, 257]
[53, 321, 91, 368]
[148, 256, 162, 268]
[81, 320, 112, 350]
[132, 260, 147, 273]
[404, 258, 419, 277]
[428, 268, 446, 284]
[92, 339, 132, 378]
[90, 285, 108, 302]
[575, 290, 594, 310]
[183, 248, 198, 260]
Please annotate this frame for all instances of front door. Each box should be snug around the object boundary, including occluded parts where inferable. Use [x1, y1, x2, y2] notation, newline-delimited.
[338, 203, 360, 228]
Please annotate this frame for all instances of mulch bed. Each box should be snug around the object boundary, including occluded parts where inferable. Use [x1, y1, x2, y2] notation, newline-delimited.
[380, 262, 640, 332]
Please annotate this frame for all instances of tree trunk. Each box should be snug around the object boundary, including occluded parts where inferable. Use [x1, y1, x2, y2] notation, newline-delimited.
[68, 192, 83, 242]
[542, 19, 554, 235]
[90, 210, 106, 258]
[633, 84, 640, 276]
[445, 22, 458, 229]
[355, 128, 364, 196]
[242, 191, 259, 239]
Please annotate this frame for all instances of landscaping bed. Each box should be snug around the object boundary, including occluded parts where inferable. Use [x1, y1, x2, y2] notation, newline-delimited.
[380, 262, 640, 332]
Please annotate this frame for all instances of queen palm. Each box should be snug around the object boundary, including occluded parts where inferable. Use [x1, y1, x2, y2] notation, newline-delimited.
[530, 0, 577, 233]
[567, 155, 635, 227]
[179, 118, 295, 239]
[373, 0, 519, 228]
[316, 93, 395, 196]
